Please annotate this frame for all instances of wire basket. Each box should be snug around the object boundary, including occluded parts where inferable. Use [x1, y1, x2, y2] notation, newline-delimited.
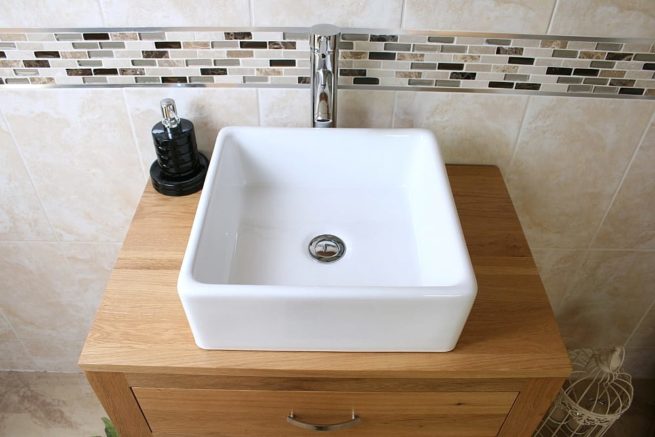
[535, 346, 633, 437]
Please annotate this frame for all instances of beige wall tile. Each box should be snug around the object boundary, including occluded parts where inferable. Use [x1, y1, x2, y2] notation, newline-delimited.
[3, 89, 145, 243]
[100, 0, 250, 26]
[556, 250, 655, 349]
[0, 336, 35, 371]
[0, 311, 35, 370]
[394, 92, 528, 172]
[59, 243, 121, 327]
[0, 242, 118, 371]
[123, 88, 259, 176]
[0, 372, 105, 436]
[253, 0, 403, 27]
[594, 119, 655, 250]
[403, 0, 556, 33]
[0, 372, 22, 407]
[550, 0, 655, 38]
[623, 348, 655, 378]
[51, 243, 119, 370]
[0, 242, 75, 341]
[605, 379, 655, 434]
[0, 0, 104, 27]
[258, 89, 311, 127]
[0, 112, 54, 241]
[506, 97, 654, 249]
[531, 249, 586, 315]
[18, 337, 85, 372]
[337, 90, 395, 128]
[627, 300, 655, 350]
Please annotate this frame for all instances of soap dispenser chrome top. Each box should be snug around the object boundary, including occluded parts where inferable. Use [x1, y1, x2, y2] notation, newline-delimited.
[310, 24, 340, 128]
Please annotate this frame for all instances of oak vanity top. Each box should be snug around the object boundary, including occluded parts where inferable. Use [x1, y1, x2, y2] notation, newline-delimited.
[79, 165, 571, 379]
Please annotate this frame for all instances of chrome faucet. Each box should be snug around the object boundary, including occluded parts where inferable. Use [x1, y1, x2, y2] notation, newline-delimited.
[310, 24, 340, 128]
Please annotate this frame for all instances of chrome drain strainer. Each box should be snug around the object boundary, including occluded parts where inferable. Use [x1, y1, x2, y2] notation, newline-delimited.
[308, 234, 346, 263]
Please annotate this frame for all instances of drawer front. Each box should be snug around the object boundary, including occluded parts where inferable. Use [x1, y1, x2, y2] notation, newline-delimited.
[134, 388, 517, 436]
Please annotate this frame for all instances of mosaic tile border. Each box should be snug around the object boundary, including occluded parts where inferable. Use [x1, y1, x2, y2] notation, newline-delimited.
[0, 28, 653, 98]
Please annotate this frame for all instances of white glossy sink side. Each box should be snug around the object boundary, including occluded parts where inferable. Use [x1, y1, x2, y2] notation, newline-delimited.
[178, 127, 477, 351]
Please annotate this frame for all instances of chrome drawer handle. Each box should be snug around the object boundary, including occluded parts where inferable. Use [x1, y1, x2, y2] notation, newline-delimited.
[287, 410, 361, 432]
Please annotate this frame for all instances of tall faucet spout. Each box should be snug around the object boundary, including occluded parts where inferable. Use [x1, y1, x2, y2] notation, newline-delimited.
[314, 67, 332, 122]
[310, 24, 340, 128]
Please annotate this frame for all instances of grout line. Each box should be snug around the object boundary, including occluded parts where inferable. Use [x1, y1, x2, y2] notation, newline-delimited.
[507, 95, 532, 170]
[586, 247, 655, 253]
[390, 90, 398, 128]
[0, 309, 37, 370]
[625, 297, 655, 349]
[121, 88, 149, 182]
[587, 108, 655, 250]
[555, 248, 591, 314]
[545, 0, 559, 35]
[96, 0, 108, 27]
[48, 242, 86, 333]
[0, 102, 59, 242]
[255, 87, 262, 126]
[249, 0, 255, 27]
[399, 0, 407, 29]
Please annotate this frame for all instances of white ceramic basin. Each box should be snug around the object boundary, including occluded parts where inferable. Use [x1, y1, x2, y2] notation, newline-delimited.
[178, 127, 476, 351]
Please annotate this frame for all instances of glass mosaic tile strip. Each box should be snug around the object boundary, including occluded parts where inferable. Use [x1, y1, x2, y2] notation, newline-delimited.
[0, 29, 653, 98]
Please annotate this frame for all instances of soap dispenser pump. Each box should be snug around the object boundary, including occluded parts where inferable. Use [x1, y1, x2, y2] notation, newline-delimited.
[149, 98, 208, 196]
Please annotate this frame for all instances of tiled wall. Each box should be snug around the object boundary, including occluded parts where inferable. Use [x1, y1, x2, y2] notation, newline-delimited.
[1, 0, 655, 378]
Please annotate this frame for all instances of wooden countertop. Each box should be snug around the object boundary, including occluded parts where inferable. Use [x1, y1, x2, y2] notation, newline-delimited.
[79, 165, 571, 379]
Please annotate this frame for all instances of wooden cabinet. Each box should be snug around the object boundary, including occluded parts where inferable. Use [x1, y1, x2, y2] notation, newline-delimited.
[135, 387, 516, 436]
[80, 166, 571, 437]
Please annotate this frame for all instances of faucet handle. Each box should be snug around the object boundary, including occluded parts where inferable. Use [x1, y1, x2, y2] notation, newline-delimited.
[310, 24, 341, 36]
[310, 24, 340, 53]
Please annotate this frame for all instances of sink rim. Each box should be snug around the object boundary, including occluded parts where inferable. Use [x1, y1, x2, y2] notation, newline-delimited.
[178, 126, 477, 300]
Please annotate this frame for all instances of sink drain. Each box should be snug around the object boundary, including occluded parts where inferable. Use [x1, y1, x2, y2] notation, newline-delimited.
[308, 234, 346, 263]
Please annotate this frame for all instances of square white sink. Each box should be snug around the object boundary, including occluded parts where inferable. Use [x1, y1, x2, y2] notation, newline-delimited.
[178, 127, 476, 351]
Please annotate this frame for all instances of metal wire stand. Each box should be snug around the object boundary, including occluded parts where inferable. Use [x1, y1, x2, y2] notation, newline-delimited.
[535, 347, 633, 437]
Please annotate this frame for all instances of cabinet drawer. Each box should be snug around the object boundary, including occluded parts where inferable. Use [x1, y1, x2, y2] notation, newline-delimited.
[134, 388, 517, 436]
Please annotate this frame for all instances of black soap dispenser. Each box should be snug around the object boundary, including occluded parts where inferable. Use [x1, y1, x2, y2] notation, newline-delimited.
[149, 98, 208, 196]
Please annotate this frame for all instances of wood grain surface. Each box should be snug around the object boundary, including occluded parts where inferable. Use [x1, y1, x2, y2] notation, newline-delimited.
[79, 165, 571, 379]
[134, 387, 517, 436]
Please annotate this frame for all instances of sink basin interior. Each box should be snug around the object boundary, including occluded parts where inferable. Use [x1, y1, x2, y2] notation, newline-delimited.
[192, 128, 467, 289]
